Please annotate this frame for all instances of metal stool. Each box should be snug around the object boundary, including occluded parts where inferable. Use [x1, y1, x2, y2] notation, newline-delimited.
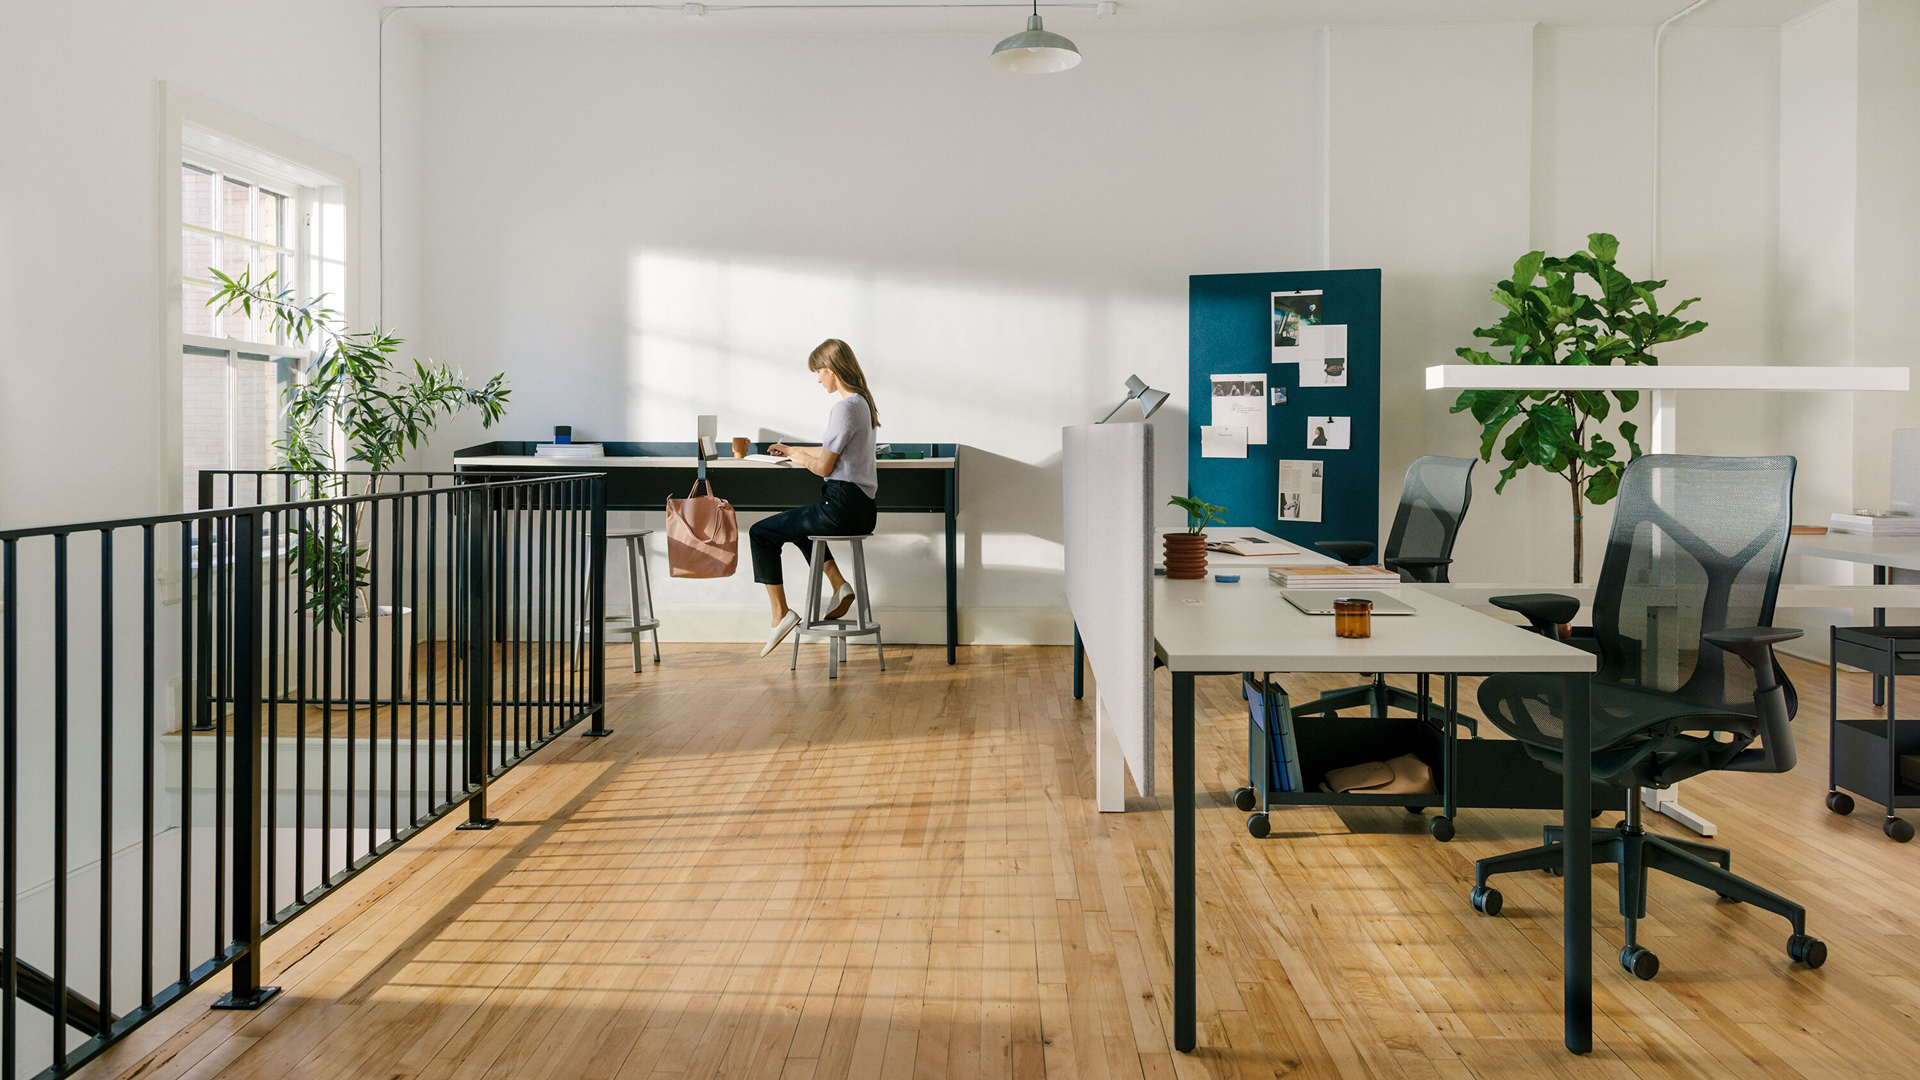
[792, 534, 884, 679]
[609, 528, 662, 671]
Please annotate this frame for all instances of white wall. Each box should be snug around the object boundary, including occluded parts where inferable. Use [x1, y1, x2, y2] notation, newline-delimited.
[408, 22, 1796, 641]
[414, 29, 1327, 642]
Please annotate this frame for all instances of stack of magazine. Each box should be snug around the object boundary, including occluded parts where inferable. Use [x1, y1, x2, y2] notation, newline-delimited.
[1268, 564, 1400, 589]
[535, 442, 605, 459]
[1829, 510, 1920, 536]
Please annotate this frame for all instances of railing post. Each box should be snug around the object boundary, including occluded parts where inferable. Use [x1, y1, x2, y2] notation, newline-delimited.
[460, 486, 499, 830]
[213, 509, 280, 1010]
[584, 476, 611, 737]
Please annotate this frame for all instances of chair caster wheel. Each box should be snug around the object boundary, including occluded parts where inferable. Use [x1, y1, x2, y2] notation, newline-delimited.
[1246, 812, 1270, 839]
[1469, 885, 1502, 916]
[1429, 816, 1455, 842]
[1620, 945, 1659, 981]
[1405, 806, 1426, 815]
[1885, 817, 1914, 843]
[1826, 791, 1854, 816]
[1787, 934, 1827, 969]
[1233, 787, 1257, 812]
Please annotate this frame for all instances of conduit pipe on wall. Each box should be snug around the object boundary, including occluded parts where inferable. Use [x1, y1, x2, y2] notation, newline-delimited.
[1651, 0, 1717, 277]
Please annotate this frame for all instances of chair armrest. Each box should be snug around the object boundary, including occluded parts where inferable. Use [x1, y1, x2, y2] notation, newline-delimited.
[1702, 626, 1804, 773]
[1489, 593, 1582, 635]
[1384, 555, 1452, 584]
[1314, 540, 1376, 566]
[1701, 626, 1803, 676]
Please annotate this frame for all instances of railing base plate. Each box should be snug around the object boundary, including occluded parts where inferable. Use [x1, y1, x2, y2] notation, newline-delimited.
[581, 727, 614, 737]
[212, 986, 282, 1011]
[457, 817, 501, 830]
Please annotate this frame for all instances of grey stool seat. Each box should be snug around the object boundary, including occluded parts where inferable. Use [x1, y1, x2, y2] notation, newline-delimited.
[609, 528, 661, 671]
[792, 534, 884, 679]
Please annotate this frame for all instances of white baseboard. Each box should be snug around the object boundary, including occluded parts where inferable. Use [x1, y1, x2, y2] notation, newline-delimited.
[635, 605, 1074, 646]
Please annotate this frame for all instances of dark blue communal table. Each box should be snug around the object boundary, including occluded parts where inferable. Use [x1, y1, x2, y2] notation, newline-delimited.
[455, 441, 962, 664]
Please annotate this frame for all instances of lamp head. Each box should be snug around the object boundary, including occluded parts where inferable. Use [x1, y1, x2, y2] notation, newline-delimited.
[990, 13, 1082, 74]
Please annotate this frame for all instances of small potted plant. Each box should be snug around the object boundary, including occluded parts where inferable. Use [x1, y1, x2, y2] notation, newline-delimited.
[1165, 495, 1226, 580]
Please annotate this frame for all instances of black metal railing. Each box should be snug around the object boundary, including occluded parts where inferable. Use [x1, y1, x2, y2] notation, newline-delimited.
[0, 469, 606, 1079]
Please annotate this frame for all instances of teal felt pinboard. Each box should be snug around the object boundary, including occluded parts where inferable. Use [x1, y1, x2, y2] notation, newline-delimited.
[1188, 269, 1381, 549]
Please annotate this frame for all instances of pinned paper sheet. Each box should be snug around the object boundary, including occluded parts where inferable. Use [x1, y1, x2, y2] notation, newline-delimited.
[1295, 325, 1349, 386]
[1277, 459, 1324, 522]
[1271, 290, 1326, 363]
[1209, 373, 1267, 445]
[1201, 426, 1248, 459]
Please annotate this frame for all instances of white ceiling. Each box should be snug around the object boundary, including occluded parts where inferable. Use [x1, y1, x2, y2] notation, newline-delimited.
[389, 0, 1832, 36]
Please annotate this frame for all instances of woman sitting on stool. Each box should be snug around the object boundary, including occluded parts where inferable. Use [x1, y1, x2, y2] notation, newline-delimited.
[753, 338, 881, 657]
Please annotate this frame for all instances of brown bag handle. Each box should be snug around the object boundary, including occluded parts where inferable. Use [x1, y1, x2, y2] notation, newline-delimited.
[684, 478, 714, 500]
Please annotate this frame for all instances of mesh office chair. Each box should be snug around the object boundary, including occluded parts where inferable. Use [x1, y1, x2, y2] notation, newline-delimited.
[1296, 455, 1476, 724]
[1466, 455, 1826, 979]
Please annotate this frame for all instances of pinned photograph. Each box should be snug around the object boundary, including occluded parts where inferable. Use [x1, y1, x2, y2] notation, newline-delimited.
[1277, 459, 1324, 522]
[1270, 386, 1288, 406]
[1271, 290, 1326, 364]
[1295, 325, 1349, 386]
[1307, 415, 1351, 450]
[1210, 372, 1268, 445]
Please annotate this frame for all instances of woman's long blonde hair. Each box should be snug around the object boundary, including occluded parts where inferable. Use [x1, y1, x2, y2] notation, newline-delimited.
[808, 339, 880, 429]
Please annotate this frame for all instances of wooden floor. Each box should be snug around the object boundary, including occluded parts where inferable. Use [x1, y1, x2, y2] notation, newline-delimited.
[84, 643, 1920, 1080]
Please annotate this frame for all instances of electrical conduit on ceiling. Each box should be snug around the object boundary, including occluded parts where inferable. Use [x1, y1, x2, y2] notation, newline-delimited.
[1650, 0, 1717, 278]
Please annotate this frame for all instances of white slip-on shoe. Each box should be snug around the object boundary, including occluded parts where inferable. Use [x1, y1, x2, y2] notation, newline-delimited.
[760, 610, 801, 657]
[824, 582, 856, 621]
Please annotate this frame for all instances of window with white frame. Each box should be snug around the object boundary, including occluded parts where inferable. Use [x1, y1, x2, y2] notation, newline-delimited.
[176, 130, 347, 510]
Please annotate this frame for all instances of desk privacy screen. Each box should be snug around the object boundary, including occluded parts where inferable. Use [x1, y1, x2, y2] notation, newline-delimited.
[1062, 422, 1154, 807]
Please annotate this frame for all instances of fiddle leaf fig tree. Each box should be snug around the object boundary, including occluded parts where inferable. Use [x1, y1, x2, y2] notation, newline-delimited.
[1450, 233, 1707, 582]
[209, 267, 510, 630]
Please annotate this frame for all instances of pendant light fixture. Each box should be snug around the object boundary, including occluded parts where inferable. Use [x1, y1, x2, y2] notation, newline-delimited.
[990, 1, 1082, 74]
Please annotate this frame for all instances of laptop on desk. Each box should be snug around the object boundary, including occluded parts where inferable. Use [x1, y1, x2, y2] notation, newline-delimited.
[1280, 589, 1418, 616]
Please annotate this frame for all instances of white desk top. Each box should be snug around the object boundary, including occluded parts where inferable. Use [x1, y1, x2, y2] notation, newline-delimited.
[1425, 364, 1909, 392]
[1792, 532, 1920, 573]
[1153, 575, 1597, 675]
[455, 455, 956, 470]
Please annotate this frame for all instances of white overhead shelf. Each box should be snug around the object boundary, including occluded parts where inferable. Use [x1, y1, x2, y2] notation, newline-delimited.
[1425, 364, 1909, 392]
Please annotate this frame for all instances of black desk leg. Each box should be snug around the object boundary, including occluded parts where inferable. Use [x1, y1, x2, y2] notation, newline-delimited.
[1172, 671, 1196, 1053]
[1562, 672, 1593, 1054]
[1072, 625, 1084, 700]
[1874, 565, 1887, 706]
[946, 471, 958, 665]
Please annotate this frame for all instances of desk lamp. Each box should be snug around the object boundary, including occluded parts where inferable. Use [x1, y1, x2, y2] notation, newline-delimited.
[1097, 375, 1169, 424]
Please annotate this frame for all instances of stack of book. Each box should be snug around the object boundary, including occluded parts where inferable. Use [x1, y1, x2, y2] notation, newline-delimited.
[1268, 564, 1401, 589]
[1829, 510, 1920, 536]
[535, 442, 605, 459]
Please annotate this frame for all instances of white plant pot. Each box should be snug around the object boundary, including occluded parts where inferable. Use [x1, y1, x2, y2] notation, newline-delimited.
[306, 605, 415, 702]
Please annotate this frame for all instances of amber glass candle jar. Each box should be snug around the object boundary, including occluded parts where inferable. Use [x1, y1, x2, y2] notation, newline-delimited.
[1333, 596, 1373, 639]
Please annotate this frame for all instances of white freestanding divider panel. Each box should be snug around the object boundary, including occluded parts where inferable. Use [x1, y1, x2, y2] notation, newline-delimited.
[1063, 423, 1155, 811]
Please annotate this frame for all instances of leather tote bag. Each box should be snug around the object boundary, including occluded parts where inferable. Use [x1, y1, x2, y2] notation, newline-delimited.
[665, 478, 739, 578]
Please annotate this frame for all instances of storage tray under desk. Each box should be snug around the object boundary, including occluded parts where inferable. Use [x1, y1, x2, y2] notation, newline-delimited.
[1831, 718, 1920, 810]
[1260, 715, 1627, 812]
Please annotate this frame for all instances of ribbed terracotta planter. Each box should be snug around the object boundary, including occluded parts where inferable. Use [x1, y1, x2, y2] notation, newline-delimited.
[1163, 532, 1209, 580]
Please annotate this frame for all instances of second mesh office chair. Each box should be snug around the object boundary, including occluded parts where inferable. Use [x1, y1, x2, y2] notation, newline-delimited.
[1467, 455, 1826, 979]
[1295, 455, 1476, 724]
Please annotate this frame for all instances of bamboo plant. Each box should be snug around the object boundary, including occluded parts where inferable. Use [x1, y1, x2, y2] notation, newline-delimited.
[209, 268, 510, 630]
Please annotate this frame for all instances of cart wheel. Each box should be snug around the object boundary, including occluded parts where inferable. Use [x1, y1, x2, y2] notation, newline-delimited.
[1246, 812, 1271, 839]
[1429, 816, 1455, 842]
[1787, 934, 1827, 969]
[1886, 817, 1914, 843]
[1233, 787, 1257, 812]
[1825, 791, 1854, 816]
[1404, 806, 1426, 815]
[1469, 885, 1502, 916]
[1620, 945, 1659, 981]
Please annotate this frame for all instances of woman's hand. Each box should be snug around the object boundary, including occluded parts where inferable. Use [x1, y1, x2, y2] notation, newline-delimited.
[768, 443, 792, 458]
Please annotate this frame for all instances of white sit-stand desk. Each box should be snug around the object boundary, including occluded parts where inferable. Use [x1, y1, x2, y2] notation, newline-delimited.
[1794, 532, 1920, 704]
[1153, 576, 1601, 1055]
